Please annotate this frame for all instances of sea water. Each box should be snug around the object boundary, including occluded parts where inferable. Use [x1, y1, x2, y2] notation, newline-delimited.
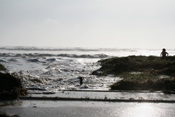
[0, 46, 175, 93]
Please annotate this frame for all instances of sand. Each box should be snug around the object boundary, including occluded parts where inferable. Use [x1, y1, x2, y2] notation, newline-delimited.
[1, 91, 175, 117]
[1, 101, 175, 117]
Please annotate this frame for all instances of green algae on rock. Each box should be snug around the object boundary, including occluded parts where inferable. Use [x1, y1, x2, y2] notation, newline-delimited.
[110, 78, 175, 91]
[92, 56, 175, 91]
[92, 56, 175, 76]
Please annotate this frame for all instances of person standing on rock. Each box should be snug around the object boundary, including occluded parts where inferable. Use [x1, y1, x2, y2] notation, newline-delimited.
[160, 48, 169, 58]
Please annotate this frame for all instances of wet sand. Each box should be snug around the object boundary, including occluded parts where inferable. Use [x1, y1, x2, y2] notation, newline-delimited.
[1, 101, 175, 117]
[1, 91, 175, 117]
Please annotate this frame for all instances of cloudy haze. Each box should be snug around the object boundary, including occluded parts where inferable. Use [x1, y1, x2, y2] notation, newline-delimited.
[0, 0, 175, 49]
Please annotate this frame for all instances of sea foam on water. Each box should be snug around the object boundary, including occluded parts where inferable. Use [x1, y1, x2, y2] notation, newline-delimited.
[0, 47, 174, 93]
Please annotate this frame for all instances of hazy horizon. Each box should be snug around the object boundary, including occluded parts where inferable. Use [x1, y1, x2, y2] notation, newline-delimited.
[1, 0, 175, 49]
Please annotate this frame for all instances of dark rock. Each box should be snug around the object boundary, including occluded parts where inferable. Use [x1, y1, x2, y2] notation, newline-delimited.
[92, 56, 175, 91]
[92, 56, 175, 76]
[0, 64, 6, 71]
[110, 78, 175, 91]
[0, 72, 27, 100]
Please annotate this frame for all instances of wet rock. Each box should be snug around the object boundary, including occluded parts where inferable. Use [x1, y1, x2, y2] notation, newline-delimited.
[92, 56, 175, 91]
[0, 65, 27, 100]
[110, 78, 175, 91]
[0, 64, 6, 71]
[92, 56, 175, 76]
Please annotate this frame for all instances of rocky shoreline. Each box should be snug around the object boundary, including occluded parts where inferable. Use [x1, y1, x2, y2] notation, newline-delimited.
[1, 56, 175, 117]
[92, 56, 175, 92]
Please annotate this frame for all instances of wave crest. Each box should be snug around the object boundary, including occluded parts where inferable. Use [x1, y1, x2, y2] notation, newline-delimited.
[0, 53, 108, 58]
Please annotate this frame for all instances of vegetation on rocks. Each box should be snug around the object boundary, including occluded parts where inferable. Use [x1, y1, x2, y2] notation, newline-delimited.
[92, 56, 175, 92]
[0, 64, 27, 100]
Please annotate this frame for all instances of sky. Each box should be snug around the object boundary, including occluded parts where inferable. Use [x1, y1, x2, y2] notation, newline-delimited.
[0, 0, 175, 49]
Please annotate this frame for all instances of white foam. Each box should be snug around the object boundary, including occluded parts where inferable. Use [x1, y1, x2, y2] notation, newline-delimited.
[1, 47, 175, 92]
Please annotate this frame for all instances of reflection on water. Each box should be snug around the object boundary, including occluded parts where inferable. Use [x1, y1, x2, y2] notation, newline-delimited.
[2, 101, 175, 117]
[112, 103, 175, 117]
[125, 103, 160, 117]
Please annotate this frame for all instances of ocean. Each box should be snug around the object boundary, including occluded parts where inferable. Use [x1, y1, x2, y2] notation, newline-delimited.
[0, 46, 174, 93]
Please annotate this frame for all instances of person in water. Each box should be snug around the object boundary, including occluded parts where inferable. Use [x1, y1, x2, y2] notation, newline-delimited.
[160, 48, 169, 58]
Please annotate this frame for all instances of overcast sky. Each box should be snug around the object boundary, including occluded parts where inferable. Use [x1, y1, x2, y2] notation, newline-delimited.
[0, 0, 175, 49]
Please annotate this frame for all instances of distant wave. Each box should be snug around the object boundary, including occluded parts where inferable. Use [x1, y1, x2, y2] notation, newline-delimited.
[0, 46, 137, 52]
[0, 53, 108, 58]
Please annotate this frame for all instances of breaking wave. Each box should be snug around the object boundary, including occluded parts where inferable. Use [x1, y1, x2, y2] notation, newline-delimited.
[0, 46, 136, 52]
[0, 53, 108, 58]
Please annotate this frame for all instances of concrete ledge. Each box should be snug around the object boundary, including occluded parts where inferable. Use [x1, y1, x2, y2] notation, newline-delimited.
[19, 96, 175, 103]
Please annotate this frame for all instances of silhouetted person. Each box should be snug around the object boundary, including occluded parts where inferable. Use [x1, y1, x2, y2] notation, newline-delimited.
[160, 48, 169, 58]
[78, 76, 83, 85]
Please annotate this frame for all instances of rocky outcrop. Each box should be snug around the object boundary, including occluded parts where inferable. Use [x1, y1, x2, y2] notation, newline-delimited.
[0, 64, 27, 100]
[92, 56, 175, 91]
